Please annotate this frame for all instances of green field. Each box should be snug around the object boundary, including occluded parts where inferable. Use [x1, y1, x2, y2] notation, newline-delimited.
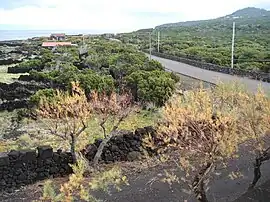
[0, 65, 27, 83]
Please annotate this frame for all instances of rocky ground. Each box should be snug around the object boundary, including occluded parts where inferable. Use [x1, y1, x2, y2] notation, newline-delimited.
[0, 136, 270, 202]
[0, 157, 269, 202]
[0, 42, 25, 65]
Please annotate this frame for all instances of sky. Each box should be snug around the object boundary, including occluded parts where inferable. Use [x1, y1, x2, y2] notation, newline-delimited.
[0, 0, 269, 32]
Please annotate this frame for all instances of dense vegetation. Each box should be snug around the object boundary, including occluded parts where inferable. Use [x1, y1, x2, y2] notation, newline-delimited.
[116, 7, 270, 72]
[26, 38, 178, 106]
[8, 59, 43, 73]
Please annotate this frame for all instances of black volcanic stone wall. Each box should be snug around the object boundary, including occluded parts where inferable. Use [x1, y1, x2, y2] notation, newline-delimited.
[0, 82, 47, 101]
[0, 126, 157, 192]
[149, 51, 270, 83]
[0, 59, 21, 66]
[0, 82, 49, 111]
[83, 126, 157, 163]
[0, 146, 73, 192]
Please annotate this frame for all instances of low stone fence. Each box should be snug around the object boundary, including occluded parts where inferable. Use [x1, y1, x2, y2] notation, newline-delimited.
[0, 81, 49, 112]
[0, 126, 157, 192]
[148, 51, 270, 83]
[0, 58, 21, 66]
[0, 82, 47, 101]
[0, 146, 73, 192]
[7, 65, 43, 74]
[0, 41, 23, 47]
[83, 126, 156, 163]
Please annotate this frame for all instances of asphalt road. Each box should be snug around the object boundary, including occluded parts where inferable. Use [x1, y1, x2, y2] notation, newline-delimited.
[150, 54, 270, 93]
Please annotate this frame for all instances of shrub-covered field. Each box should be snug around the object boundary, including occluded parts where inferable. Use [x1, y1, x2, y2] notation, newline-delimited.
[16, 38, 179, 107]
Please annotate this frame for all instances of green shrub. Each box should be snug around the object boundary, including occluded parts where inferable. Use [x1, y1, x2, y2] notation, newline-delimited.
[79, 71, 115, 95]
[8, 59, 43, 73]
[126, 70, 176, 106]
[145, 59, 164, 71]
[30, 89, 57, 105]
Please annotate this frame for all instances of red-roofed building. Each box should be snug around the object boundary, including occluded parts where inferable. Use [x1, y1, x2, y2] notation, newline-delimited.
[42, 42, 72, 47]
[50, 33, 66, 41]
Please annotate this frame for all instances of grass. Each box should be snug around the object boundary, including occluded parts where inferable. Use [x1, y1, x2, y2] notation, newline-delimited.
[0, 65, 28, 84]
[0, 109, 160, 152]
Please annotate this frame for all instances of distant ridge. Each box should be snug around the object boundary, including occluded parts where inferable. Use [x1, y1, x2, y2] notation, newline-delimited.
[156, 7, 270, 29]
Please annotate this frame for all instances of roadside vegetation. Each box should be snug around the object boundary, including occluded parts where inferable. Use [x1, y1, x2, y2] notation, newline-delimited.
[117, 8, 270, 72]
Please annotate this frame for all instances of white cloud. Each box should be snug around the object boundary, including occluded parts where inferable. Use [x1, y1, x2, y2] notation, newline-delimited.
[0, 0, 269, 32]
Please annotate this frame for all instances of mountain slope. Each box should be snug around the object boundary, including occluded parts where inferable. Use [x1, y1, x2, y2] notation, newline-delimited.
[156, 7, 270, 29]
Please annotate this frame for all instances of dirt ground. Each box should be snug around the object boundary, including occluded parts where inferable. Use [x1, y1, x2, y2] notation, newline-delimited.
[0, 155, 270, 202]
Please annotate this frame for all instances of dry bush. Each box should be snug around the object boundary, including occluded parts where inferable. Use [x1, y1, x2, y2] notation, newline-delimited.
[152, 81, 270, 201]
[236, 86, 270, 189]
[215, 82, 270, 189]
[41, 154, 128, 202]
[89, 91, 136, 167]
[36, 82, 91, 163]
[36, 82, 136, 166]
[156, 85, 241, 201]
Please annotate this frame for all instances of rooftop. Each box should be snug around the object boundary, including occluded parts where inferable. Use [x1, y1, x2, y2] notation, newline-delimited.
[41, 42, 72, 47]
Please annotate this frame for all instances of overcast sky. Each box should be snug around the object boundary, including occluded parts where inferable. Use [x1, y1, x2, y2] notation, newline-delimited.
[0, 0, 269, 32]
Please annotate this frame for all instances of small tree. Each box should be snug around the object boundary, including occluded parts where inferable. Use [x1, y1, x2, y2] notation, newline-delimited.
[89, 91, 136, 167]
[35, 82, 135, 166]
[36, 82, 91, 163]
[156, 86, 242, 202]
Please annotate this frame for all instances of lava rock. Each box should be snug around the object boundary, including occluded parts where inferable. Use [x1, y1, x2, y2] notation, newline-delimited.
[37, 146, 53, 159]
[0, 153, 10, 166]
[127, 151, 142, 162]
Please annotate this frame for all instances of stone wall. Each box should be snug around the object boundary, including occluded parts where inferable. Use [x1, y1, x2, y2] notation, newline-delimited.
[0, 146, 73, 192]
[0, 59, 21, 66]
[83, 126, 157, 163]
[0, 82, 49, 112]
[149, 51, 270, 83]
[0, 42, 23, 47]
[0, 126, 157, 192]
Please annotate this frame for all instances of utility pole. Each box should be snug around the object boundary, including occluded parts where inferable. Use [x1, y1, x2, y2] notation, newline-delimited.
[231, 22, 235, 68]
[149, 32, 152, 60]
[157, 31, 160, 52]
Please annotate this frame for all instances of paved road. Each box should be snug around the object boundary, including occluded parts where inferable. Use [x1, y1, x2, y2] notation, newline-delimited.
[150, 55, 270, 93]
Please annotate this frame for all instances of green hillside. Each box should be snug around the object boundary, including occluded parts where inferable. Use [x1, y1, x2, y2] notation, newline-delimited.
[156, 7, 270, 28]
[117, 7, 270, 72]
